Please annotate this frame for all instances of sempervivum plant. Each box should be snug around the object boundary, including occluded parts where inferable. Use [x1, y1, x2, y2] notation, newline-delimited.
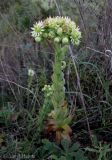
[31, 16, 81, 143]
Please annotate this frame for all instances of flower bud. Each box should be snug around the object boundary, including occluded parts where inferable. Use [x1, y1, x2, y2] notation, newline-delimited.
[54, 37, 60, 43]
[28, 69, 35, 77]
[47, 93, 51, 97]
[48, 31, 55, 38]
[35, 36, 42, 42]
[57, 27, 63, 35]
[75, 40, 80, 46]
[43, 33, 48, 38]
[62, 37, 69, 44]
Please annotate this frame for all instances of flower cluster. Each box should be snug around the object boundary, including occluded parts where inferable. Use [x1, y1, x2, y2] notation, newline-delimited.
[28, 68, 35, 77]
[31, 16, 81, 45]
[42, 84, 53, 97]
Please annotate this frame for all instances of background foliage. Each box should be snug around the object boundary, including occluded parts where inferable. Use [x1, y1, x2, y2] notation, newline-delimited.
[0, 0, 112, 159]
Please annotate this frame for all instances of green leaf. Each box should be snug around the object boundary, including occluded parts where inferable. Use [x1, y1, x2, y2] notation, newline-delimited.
[70, 143, 80, 152]
[59, 156, 66, 160]
[75, 150, 88, 160]
[61, 139, 69, 152]
[50, 154, 58, 160]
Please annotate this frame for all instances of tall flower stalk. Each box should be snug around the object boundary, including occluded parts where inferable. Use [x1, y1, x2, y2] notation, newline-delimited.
[52, 45, 66, 109]
[31, 16, 81, 142]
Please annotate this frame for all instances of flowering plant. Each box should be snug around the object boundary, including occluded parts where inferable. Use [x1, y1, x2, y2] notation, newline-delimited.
[31, 16, 81, 143]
